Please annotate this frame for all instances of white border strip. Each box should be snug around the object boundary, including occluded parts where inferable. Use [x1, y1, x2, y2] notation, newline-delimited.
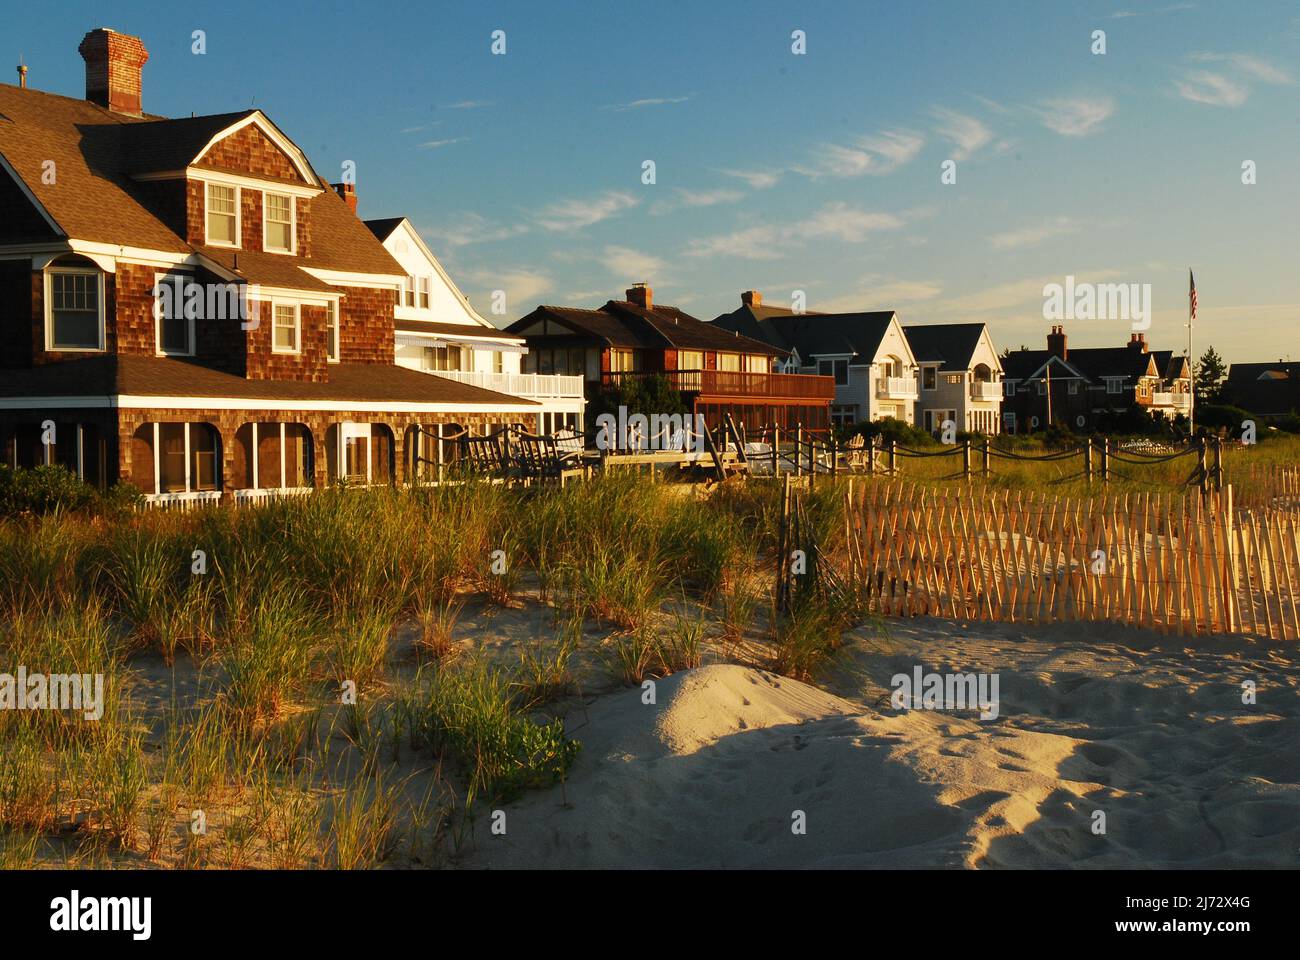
[0, 394, 539, 413]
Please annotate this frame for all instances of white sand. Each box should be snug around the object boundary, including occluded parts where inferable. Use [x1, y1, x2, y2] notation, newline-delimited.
[464, 620, 1300, 868]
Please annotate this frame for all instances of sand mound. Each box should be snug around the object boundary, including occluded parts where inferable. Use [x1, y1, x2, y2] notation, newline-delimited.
[461, 624, 1300, 869]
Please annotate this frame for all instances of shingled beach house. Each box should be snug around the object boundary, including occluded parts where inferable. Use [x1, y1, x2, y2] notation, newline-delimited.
[0, 29, 538, 504]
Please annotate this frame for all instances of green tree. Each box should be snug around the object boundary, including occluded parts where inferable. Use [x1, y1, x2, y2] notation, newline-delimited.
[1195, 345, 1227, 402]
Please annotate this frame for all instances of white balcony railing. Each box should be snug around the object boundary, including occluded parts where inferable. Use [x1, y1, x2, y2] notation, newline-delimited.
[969, 381, 1002, 401]
[141, 490, 223, 511]
[876, 376, 918, 400]
[1151, 392, 1192, 409]
[432, 370, 585, 399]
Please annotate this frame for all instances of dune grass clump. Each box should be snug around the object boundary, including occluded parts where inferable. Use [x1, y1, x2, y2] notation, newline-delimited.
[414, 660, 580, 802]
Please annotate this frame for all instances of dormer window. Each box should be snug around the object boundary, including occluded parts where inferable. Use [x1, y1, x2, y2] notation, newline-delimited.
[263, 193, 294, 253]
[206, 183, 239, 246]
[46, 267, 104, 351]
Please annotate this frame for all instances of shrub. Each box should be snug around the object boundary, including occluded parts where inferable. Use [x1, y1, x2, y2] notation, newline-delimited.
[0, 465, 96, 518]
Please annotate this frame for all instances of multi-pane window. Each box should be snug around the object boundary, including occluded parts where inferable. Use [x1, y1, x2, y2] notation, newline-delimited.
[818, 358, 847, 384]
[923, 367, 937, 390]
[206, 183, 238, 245]
[155, 273, 193, 355]
[264, 193, 293, 252]
[48, 270, 102, 349]
[609, 349, 638, 373]
[1004, 380, 1016, 397]
[493, 351, 504, 374]
[744, 355, 767, 373]
[718, 353, 741, 372]
[679, 350, 703, 370]
[404, 277, 416, 307]
[273, 303, 298, 352]
[418, 277, 430, 309]
[325, 301, 339, 361]
[422, 345, 465, 371]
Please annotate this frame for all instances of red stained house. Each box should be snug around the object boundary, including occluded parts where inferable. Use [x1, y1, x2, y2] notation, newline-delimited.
[508, 284, 834, 433]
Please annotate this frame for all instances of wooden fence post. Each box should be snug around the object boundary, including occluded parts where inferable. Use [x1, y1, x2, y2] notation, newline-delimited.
[772, 424, 781, 475]
[1197, 437, 1208, 493]
[436, 423, 445, 484]
[962, 439, 971, 480]
[1100, 438, 1109, 483]
[888, 438, 897, 476]
[867, 437, 875, 476]
[795, 423, 803, 477]
[1084, 438, 1093, 484]
[982, 437, 990, 478]
[830, 434, 838, 477]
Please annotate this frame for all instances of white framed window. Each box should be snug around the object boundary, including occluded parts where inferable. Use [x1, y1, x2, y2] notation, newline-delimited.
[325, 300, 339, 362]
[404, 276, 416, 308]
[263, 192, 294, 253]
[1068, 380, 1080, 395]
[923, 367, 937, 390]
[205, 182, 239, 246]
[718, 352, 741, 372]
[272, 302, 299, 353]
[679, 350, 703, 370]
[46, 268, 105, 351]
[744, 354, 767, 373]
[153, 272, 195, 357]
[1106, 378, 1123, 395]
[418, 277, 430, 309]
[1003, 379, 1017, 397]
[493, 350, 503, 374]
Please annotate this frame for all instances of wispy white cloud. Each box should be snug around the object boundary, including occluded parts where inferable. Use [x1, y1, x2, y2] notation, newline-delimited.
[1109, 3, 1195, 18]
[931, 107, 993, 161]
[604, 95, 692, 111]
[419, 137, 469, 149]
[600, 245, 666, 278]
[989, 217, 1079, 251]
[717, 167, 781, 189]
[1190, 53, 1294, 85]
[817, 278, 943, 313]
[443, 99, 495, 109]
[1032, 97, 1115, 137]
[795, 129, 924, 178]
[532, 191, 639, 232]
[685, 203, 906, 259]
[1174, 71, 1249, 106]
[651, 187, 746, 215]
[463, 268, 554, 314]
[421, 212, 529, 248]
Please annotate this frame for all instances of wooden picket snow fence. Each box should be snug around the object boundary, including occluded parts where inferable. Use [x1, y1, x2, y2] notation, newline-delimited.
[841, 480, 1300, 640]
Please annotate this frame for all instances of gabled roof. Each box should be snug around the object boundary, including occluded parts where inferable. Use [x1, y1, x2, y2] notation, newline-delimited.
[711, 301, 897, 362]
[0, 82, 401, 283]
[1002, 346, 1155, 383]
[1227, 361, 1300, 383]
[509, 300, 785, 356]
[363, 218, 406, 243]
[902, 323, 990, 371]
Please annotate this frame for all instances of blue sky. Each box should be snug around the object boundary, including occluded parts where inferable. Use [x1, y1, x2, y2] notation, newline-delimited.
[7, 0, 1299, 362]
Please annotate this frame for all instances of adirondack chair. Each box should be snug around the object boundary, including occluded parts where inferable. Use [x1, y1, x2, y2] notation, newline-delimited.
[846, 433, 866, 470]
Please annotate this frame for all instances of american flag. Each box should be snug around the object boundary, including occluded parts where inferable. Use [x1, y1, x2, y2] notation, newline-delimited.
[1189, 269, 1198, 321]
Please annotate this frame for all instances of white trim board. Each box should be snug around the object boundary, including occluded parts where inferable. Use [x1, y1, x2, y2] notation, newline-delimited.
[0, 395, 539, 413]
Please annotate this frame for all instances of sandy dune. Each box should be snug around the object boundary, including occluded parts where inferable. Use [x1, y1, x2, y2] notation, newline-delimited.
[465, 621, 1300, 868]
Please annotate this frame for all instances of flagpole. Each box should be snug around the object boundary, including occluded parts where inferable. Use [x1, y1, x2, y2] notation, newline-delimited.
[1187, 269, 1195, 437]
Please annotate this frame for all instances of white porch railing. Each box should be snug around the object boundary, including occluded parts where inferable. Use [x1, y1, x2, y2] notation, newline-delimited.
[969, 381, 1002, 401]
[432, 370, 585, 399]
[231, 487, 314, 506]
[1151, 392, 1192, 409]
[876, 376, 918, 400]
[141, 490, 223, 511]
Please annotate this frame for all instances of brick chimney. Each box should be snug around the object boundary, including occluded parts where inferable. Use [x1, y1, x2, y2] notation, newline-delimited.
[1127, 332, 1148, 353]
[78, 28, 148, 115]
[741, 290, 762, 308]
[1047, 324, 1067, 360]
[332, 182, 358, 214]
[626, 282, 652, 309]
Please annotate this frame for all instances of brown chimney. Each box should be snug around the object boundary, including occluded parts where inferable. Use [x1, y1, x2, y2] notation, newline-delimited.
[741, 289, 762, 308]
[16, 62, 27, 89]
[78, 29, 148, 115]
[1047, 324, 1067, 360]
[332, 182, 358, 213]
[626, 282, 652, 309]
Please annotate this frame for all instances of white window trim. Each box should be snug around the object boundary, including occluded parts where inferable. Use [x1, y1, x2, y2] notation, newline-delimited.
[1105, 377, 1123, 395]
[326, 300, 340, 363]
[205, 182, 241, 249]
[339, 422, 373, 484]
[44, 267, 105, 352]
[1003, 379, 1017, 397]
[152, 271, 196, 358]
[271, 300, 301, 354]
[417, 276, 430, 309]
[261, 192, 296, 255]
[151, 421, 219, 495]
